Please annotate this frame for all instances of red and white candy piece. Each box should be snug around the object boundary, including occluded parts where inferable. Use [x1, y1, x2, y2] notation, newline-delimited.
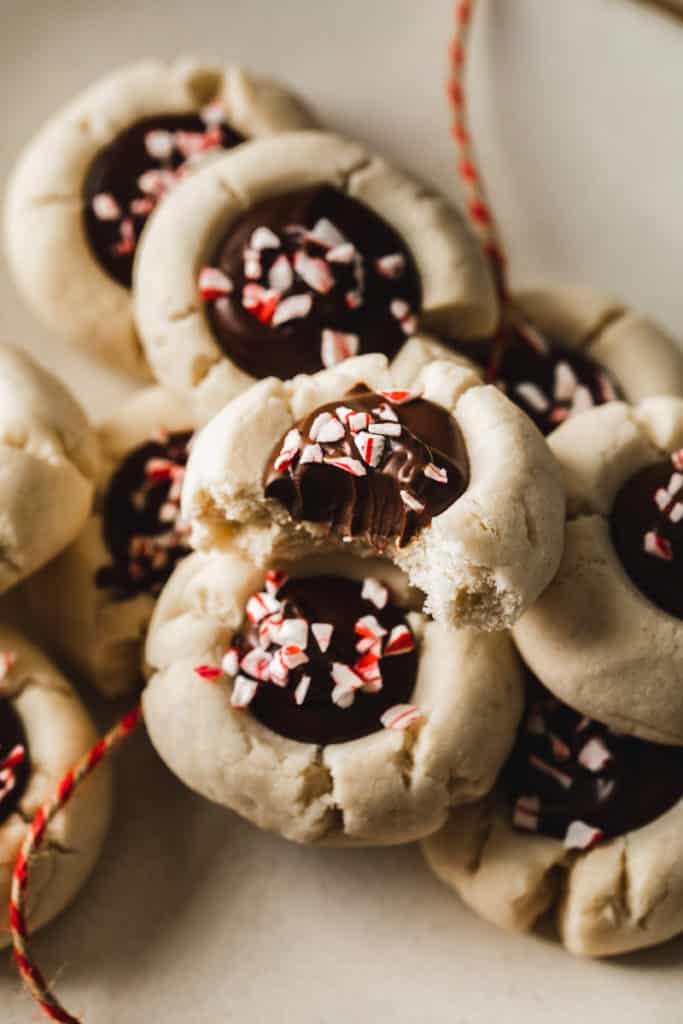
[0, 651, 16, 683]
[389, 298, 417, 334]
[644, 530, 673, 561]
[375, 253, 406, 278]
[400, 490, 425, 514]
[221, 648, 240, 676]
[336, 408, 371, 433]
[321, 329, 360, 368]
[265, 569, 288, 596]
[380, 704, 423, 731]
[379, 390, 421, 406]
[368, 421, 401, 437]
[354, 430, 384, 468]
[315, 415, 345, 444]
[300, 443, 323, 465]
[424, 463, 448, 485]
[361, 577, 388, 609]
[327, 242, 356, 264]
[308, 217, 347, 249]
[198, 266, 234, 300]
[246, 591, 282, 624]
[294, 252, 334, 294]
[271, 293, 313, 327]
[231, 675, 259, 710]
[672, 450, 683, 471]
[373, 402, 399, 422]
[564, 820, 604, 851]
[278, 645, 309, 670]
[92, 192, 122, 221]
[578, 737, 612, 773]
[259, 612, 284, 647]
[384, 625, 416, 656]
[274, 618, 309, 650]
[330, 662, 364, 708]
[309, 411, 336, 442]
[274, 428, 303, 472]
[250, 226, 280, 251]
[353, 653, 383, 691]
[138, 168, 176, 196]
[671, 503, 683, 524]
[324, 456, 366, 477]
[144, 129, 174, 161]
[294, 675, 311, 706]
[240, 648, 273, 682]
[354, 615, 388, 640]
[200, 101, 226, 126]
[513, 794, 540, 832]
[268, 254, 294, 293]
[311, 622, 334, 653]
[571, 386, 594, 414]
[553, 361, 577, 402]
[515, 383, 549, 414]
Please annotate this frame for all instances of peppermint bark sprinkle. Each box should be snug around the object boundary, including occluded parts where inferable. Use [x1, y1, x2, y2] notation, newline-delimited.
[264, 384, 468, 550]
[200, 185, 421, 379]
[448, 320, 623, 436]
[0, 689, 30, 827]
[610, 454, 683, 618]
[207, 573, 419, 745]
[96, 431, 193, 600]
[505, 679, 683, 850]
[83, 107, 243, 286]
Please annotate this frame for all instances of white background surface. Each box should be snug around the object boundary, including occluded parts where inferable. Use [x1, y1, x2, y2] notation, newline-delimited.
[1, 1, 683, 1021]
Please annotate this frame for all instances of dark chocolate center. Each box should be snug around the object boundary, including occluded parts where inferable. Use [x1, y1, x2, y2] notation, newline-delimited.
[96, 430, 193, 600]
[83, 111, 244, 287]
[236, 574, 417, 744]
[204, 184, 422, 379]
[505, 677, 683, 845]
[263, 384, 468, 550]
[0, 699, 30, 827]
[448, 321, 624, 436]
[610, 456, 683, 619]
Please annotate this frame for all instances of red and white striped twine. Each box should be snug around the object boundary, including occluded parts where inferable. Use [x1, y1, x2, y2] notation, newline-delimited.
[10, 705, 143, 1024]
[448, 0, 508, 300]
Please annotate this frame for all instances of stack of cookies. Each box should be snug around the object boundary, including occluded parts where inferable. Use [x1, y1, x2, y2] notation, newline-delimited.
[3, 57, 683, 960]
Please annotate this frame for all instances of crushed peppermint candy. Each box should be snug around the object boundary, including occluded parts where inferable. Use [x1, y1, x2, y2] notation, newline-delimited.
[361, 578, 389, 609]
[380, 703, 423, 730]
[564, 820, 604, 851]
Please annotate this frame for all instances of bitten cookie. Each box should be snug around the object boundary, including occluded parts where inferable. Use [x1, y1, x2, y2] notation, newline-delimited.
[0, 343, 98, 595]
[422, 677, 683, 957]
[133, 130, 498, 420]
[143, 547, 524, 845]
[444, 285, 683, 436]
[24, 387, 195, 698]
[513, 397, 683, 744]
[4, 59, 316, 377]
[182, 354, 565, 630]
[0, 627, 111, 948]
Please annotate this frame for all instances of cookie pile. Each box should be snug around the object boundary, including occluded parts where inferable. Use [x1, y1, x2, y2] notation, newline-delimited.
[3, 53, 683, 967]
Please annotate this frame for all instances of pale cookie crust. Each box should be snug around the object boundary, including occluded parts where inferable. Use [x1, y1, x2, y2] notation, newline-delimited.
[133, 131, 499, 421]
[182, 354, 565, 630]
[0, 627, 112, 948]
[421, 788, 683, 957]
[4, 59, 317, 378]
[0, 344, 98, 596]
[513, 398, 683, 743]
[143, 548, 525, 845]
[513, 284, 683, 403]
[24, 387, 195, 698]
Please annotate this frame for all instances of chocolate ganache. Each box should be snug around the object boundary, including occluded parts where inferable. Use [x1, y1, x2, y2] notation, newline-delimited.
[202, 184, 422, 379]
[0, 699, 30, 826]
[231, 573, 418, 744]
[505, 678, 683, 850]
[83, 109, 244, 286]
[96, 431, 193, 600]
[610, 453, 683, 619]
[264, 385, 469, 550]
[449, 320, 623, 436]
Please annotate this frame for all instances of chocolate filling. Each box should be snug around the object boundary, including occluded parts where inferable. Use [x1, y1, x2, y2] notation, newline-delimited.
[610, 457, 683, 619]
[264, 385, 469, 550]
[96, 431, 193, 600]
[83, 111, 244, 286]
[448, 321, 623, 436]
[505, 677, 683, 844]
[0, 699, 30, 827]
[205, 184, 422, 379]
[235, 575, 417, 744]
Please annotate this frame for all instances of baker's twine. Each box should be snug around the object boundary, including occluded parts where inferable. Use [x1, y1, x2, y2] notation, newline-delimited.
[10, 705, 143, 1023]
[448, 0, 508, 300]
